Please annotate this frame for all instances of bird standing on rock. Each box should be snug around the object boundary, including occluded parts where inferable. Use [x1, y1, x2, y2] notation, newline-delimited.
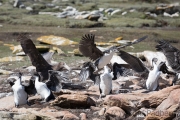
[8, 73, 30, 107]
[156, 40, 180, 85]
[146, 58, 165, 91]
[99, 66, 113, 98]
[17, 34, 71, 92]
[79, 61, 100, 85]
[31, 72, 55, 103]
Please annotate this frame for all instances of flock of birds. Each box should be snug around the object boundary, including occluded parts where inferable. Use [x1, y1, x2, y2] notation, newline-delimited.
[7, 33, 180, 108]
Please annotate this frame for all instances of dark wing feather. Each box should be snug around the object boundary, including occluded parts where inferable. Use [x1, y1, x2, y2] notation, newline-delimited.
[17, 34, 52, 80]
[79, 68, 90, 82]
[159, 62, 176, 75]
[79, 34, 103, 61]
[156, 40, 180, 72]
[117, 35, 148, 49]
[118, 50, 148, 73]
[79, 61, 99, 84]
[112, 62, 133, 79]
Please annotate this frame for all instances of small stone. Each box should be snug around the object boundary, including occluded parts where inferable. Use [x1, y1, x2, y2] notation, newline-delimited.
[99, 108, 106, 116]
[63, 112, 79, 120]
[90, 106, 101, 111]
[105, 106, 126, 120]
[80, 113, 87, 120]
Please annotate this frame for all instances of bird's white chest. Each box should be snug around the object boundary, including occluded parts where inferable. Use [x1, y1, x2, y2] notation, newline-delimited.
[98, 53, 113, 69]
[146, 69, 161, 91]
[100, 73, 112, 95]
[12, 84, 27, 105]
[35, 82, 50, 99]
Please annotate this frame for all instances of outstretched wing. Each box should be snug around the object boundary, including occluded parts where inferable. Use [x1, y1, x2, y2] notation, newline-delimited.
[17, 34, 52, 80]
[79, 61, 95, 82]
[79, 67, 90, 82]
[118, 50, 148, 73]
[158, 62, 176, 75]
[79, 34, 103, 61]
[156, 40, 180, 72]
[117, 35, 148, 49]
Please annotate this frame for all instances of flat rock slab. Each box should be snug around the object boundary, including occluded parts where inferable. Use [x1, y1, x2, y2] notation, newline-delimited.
[157, 88, 180, 112]
[37, 35, 78, 46]
[139, 85, 180, 108]
[0, 56, 24, 62]
[50, 94, 95, 109]
[0, 96, 14, 110]
[0, 111, 50, 120]
[10, 45, 50, 53]
[11, 107, 79, 120]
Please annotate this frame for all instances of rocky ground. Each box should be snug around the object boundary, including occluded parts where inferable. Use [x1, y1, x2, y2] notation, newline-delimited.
[0, 66, 180, 120]
[1, 0, 180, 120]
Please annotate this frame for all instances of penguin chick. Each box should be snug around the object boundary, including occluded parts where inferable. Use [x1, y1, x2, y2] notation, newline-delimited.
[99, 66, 113, 98]
[146, 58, 165, 91]
[31, 73, 55, 102]
[8, 73, 29, 107]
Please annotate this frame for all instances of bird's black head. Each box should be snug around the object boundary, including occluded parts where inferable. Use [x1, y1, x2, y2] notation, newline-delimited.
[8, 72, 22, 86]
[152, 57, 158, 64]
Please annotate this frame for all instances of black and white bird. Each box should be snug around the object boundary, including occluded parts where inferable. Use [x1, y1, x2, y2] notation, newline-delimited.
[112, 62, 134, 80]
[79, 61, 100, 85]
[156, 40, 180, 84]
[79, 34, 118, 73]
[31, 72, 55, 102]
[99, 66, 113, 98]
[79, 34, 148, 74]
[112, 49, 174, 81]
[8, 73, 31, 107]
[17, 34, 71, 82]
[48, 70, 86, 90]
[146, 58, 166, 91]
[114, 50, 149, 79]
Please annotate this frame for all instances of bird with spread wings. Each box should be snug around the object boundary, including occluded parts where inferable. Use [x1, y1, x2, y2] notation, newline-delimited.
[17, 34, 69, 92]
[78, 33, 150, 81]
[156, 40, 180, 73]
[79, 34, 148, 71]
[79, 34, 148, 61]
[17, 34, 52, 81]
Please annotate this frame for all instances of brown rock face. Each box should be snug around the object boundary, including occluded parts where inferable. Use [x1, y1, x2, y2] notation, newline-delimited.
[145, 110, 174, 120]
[156, 89, 180, 111]
[62, 112, 79, 120]
[139, 85, 180, 108]
[150, 88, 180, 120]
[51, 94, 95, 108]
[80, 113, 87, 120]
[105, 106, 126, 120]
[104, 94, 138, 114]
